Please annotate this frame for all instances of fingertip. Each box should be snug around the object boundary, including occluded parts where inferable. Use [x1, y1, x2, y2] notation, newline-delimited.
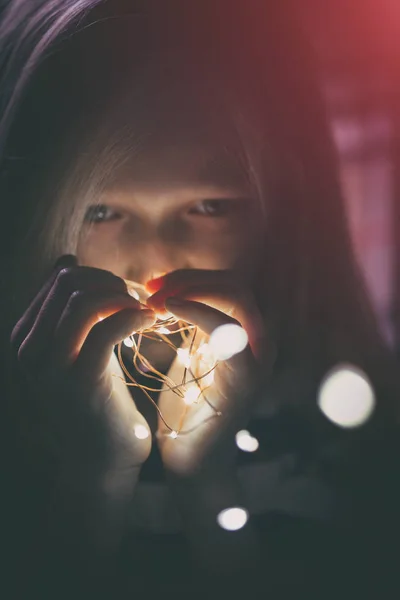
[145, 276, 165, 293]
[54, 254, 78, 269]
[139, 308, 157, 321]
[164, 297, 188, 314]
[144, 293, 161, 310]
[135, 309, 156, 331]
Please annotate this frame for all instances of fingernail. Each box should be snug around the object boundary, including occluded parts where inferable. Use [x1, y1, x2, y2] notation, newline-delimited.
[145, 276, 165, 292]
[165, 297, 185, 307]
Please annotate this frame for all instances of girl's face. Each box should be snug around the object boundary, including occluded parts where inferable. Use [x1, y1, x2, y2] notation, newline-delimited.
[78, 143, 265, 289]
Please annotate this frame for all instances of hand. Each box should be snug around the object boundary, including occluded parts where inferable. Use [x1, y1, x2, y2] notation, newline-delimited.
[146, 269, 276, 477]
[11, 255, 157, 473]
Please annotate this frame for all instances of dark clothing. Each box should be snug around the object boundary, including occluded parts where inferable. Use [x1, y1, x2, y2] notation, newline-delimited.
[3, 353, 399, 599]
[117, 361, 400, 599]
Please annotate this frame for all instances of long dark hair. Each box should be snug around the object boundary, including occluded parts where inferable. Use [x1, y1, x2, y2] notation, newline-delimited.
[1, 0, 398, 425]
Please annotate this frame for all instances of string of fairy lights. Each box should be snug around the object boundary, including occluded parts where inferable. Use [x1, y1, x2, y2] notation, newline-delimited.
[112, 279, 250, 439]
[111, 279, 377, 531]
[115, 314, 222, 437]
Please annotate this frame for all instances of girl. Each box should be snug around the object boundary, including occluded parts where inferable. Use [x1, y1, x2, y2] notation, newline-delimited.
[1, 0, 399, 596]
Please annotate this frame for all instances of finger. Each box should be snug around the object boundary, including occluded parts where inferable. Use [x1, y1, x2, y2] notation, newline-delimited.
[146, 280, 236, 314]
[17, 266, 129, 365]
[164, 297, 255, 371]
[165, 297, 238, 337]
[151, 284, 266, 360]
[53, 291, 146, 368]
[76, 308, 157, 377]
[145, 269, 233, 294]
[185, 286, 266, 361]
[11, 254, 77, 351]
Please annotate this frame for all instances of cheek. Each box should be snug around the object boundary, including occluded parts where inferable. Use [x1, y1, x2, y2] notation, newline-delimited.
[188, 226, 261, 273]
[77, 227, 128, 276]
[212, 222, 264, 280]
[77, 218, 264, 279]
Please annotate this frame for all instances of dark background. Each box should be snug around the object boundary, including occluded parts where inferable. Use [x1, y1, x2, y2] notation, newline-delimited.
[302, 0, 400, 350]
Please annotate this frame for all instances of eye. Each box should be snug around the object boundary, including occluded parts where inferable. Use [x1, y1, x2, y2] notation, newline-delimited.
[84, 204, 121, 224]
[188, 199, 236, 217]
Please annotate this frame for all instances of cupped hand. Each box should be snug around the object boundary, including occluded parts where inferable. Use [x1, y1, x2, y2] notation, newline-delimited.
[11, 255, 157, 472]
[146, 269, 276, 477]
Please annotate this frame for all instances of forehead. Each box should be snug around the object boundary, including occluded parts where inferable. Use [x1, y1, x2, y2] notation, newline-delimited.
[97, 73, 251, 192]
[105, 141, 250, 192]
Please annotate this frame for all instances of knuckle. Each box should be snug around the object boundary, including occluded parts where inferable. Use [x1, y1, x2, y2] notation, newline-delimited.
[84, 265, 126, 286]
[59, 265, 127, 294]
[69, 289, 87, 307]
[107, 271, 126, 289]
[79, 323, 102, 353]
[56, 267, 74, 290]
[94, 269, 126, 292]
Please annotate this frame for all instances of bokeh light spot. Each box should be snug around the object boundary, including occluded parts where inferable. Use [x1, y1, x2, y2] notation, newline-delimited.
[209, 324, 248, 361]
[217, 507, 249, 531]
[183, 386, 201, 405]
[157, 326, 171, 335]
[235, 430, 259, 452]
[318, 364, 375, 428]
[134, 424, 150, 439]
[127, 288, 140, 301]
[177, 348, 192, 369]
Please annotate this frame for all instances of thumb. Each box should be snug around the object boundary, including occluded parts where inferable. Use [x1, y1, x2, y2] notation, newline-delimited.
[76, 308, 156, 376]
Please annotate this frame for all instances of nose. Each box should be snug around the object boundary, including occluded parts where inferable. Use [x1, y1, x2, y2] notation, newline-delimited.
[137, 242, 177, 284]
[124, 226, 187, 289]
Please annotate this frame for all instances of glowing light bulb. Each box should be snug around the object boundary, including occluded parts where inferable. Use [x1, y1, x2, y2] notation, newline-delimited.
[197, 343, 210, 356]
[217, 507, 249, 531]
[170, 430, 178, 439]
[123, 337, 134, 348]
[156, 311, 174, 321]
[235, 430, 259, 452]
[209, 324, 248, 361]
[194, 343, 216, 386]
[134, 424, 150, 439]
[177, 348, 192, 369]
[318, 364, 375, 428]
[127, 288, 140, 301]
[157, 326, 171, 335]
[183, 386, 201, 405]
[203, 369, 215, 386]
